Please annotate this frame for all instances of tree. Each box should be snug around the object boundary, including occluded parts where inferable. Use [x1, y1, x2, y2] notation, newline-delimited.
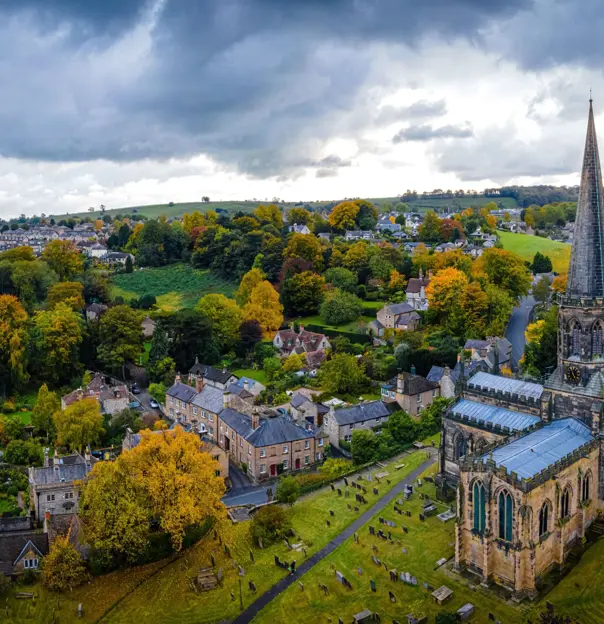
[328, 201, 359, 231]
[395, 214, 406, 227]
[319, 458, 352, 478]
[54, 398, 104, 452]
[276, 475, 300, 506]
[323, 267, 358, 293]
[47, 281, 85, 311]
[284, 233, 323, 268]
[459, 281, 489, 338]
[531, 251, 553, 274]
[435, 613, 458, 624]
[254, 204, 282, 228]
[4, 439, 43, 465]
[351, 429, 378, 464]
[282, 353, 305, 373]
[31, 384, 60, 441]
[31, 304, 84, 385]
[418, 211, 441, 241]
[439, 218, 465, 242]
[41, 240, 84, 280]
[533, 276, 551, 305]
[164, 309, 220, 372]
[148, 382, 168, 403]
[425, 268, 469, 332]
[263, 356, 282, 381]
[288, 207, 312, 225]
[552, 275, 567, 294]
[243, 281, 284, 337]
[320, 289, 364, 326]
[0, 246, 35, 262]
[97, 305, 144, 376]
[42, 535, 89, 592]
[386, 410, 417, 446]
[475, 248, 532, 302]
[10, 259, 57, 310]
[237, 320, 263, 357]
[196, 294, 243, 350]
[125, 255, 134, 273]
[318, 353, 368, 394]
[522, 306, 558, 377]
[280, 271, 325, 316]
[0, 295, 29, 392]
[250, 505, 292, 546]
[235, 267, 266, 306]
[356, 200, 379, 230]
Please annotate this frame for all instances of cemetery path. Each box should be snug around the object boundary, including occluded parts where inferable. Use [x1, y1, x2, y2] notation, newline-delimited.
[231, 451, 437, 624]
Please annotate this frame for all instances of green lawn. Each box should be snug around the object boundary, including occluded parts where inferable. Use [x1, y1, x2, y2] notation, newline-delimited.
[0, 497, 18, 513]
[297, 314, 374, 334]
[233, 369, 268, 385]
[110, 264, 237, 312]
[498, 230, 571, 274]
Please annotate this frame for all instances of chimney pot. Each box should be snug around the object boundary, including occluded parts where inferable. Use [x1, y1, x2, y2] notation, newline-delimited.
[175, 372, 181, 384]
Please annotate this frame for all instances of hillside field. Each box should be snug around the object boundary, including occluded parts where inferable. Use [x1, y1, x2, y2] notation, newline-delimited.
[498, 230, 571, 274]
[111, 264, 236, 312]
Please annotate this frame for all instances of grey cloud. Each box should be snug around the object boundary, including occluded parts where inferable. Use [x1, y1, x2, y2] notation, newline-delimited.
[393, 124, 473, 143]
[316, 168, 339, 179]
[376, 99, 447, 125]
[312, 155, 352, 168]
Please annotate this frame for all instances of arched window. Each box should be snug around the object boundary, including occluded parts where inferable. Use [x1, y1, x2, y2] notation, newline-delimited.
[473, 481, 486, 535]
[475, 438, 488, 454]
[582, 472, 591, 502]
[498, 490, 513, 541]
[538, 502, 549, 537]
[561, 487, 571, 519]
[593, 325, 603, 357]
[454, 434, 467, 460]
[572, 324, 581, 356]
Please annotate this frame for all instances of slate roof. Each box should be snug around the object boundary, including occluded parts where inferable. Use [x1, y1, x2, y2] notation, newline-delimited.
[219, 408, 255, 439]
[232, 377, 265, 396]
[191, 385, 224, 414]
[30, 459, 94, 486]
[427, 365, 460, 384]
[0, 533, 48, 575]
[389, 372, 439, 396]
[468, 372, 544, 400]
[291, 392, 311, 409]
[332, 400, 395, 426]
[486, 419, 593, 480]
[188, 363, 234, 385]
[451, 399, 540, 431]
[227, 383, 253, 400]
[166, 382, 198, 403]
[464, 339, 489, 350]
[219, 409, 313, 447]
[406, 277, 430, 294]
[384, 302, 415, 315]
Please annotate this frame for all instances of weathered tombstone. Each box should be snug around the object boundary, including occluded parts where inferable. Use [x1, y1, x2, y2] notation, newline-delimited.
[230, 592, 235, 601]
[388, 531, 392, 541]
[411, 576, 417, 586]
[382, 561, 388, 571]
[285, 539, 292, 550]
[389, 591, 396, 603]
[344, 477, 349, 486]
[389, 569, 397, 582]
[291, 560, 296, 573]
[238, 566, 245, 576]
[299, 581, 304, 591]
[370, 579, 377, 592]
[397, 499, 403, 505]
[348, 503, 352, 510]
[546, 602, 555, 613]
[363, 487, 368, 494]
[217, 568, 224, 582]
[210, 554, 215, 567]
[302, 547, 308, 557]
[355, 506, 359, 512]
[330, 509, 335, 517]
[372, 545, 378, 553]
[326, 519, 331, 526]
[338, 489, 342, 496]
[336, 571, 345, 584]
[249, 549, 254, 563]
[373, 487, 379, 495]
[372, 555, 379, 565]
[354, 532, 359, 543]
[258, 537, 264, 549]
[357, 567, 363, 575]
[488, 614, 495, 621]
[402, 548, 407, 555]
[419, 514, 425, 522]
[78, 604, 83, 618]
[345, 489, 350, 498]
[274, 554, 280, 566]
[403, 526, 408, 533]
[331, 483, 335, 491]
[249, 580, 257, 593]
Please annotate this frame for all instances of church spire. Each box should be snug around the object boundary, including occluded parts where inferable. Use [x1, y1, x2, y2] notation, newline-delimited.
[567, 99, 604, 298]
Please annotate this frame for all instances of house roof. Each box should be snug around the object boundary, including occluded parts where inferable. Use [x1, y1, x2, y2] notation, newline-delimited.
[486, 419, 593, 480]
[384, 302, 415, 315]
[166, 382, 198, 403]
[332, 400, 395, 426]
[232, 377, 265, 396]
[394, 312, 420, 326]
[406, 277, 430, 294]
[191, 385, 224, 414]
[86, 303, 108, 315]
[30, 457, 95, 486]
[227, 383, 254, 400]
[451, 399, 540, 431]
[219, 408, 254, 439]
[0, 533, 48, 574]
[393, 372, 440, 396]
[468, 372, 544, 400]
[464, 339, 489, 350]
[188, 362, 234, 385]
[219, 409, 313, 447]
[291, 392, 312, 409]
[427, 365, 460, 384]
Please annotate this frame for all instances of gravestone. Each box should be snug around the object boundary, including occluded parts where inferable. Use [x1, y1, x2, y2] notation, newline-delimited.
[389, 591, 396, 603]
[330, 509, 335, 517]
[302, 547, 307, 557]
[345, 489, 350, 498]
[436, 558, 447, 567]
[336, 571, 345, 584]
[402, 526, 408, 533]
[382, 561, 388, 571]
[291, 560, 296, 573]
[457, 604, 474, 621]
[299, 581, 304, 591]
[217, 568, 224, 583]
[373, 487, 379, 495]
[249, 549, 254, 563]
[357, 567, 363, 575]
[348, 504, 352, 510]
[372, 555, 380, 565]
[331, 484, 335, 491]
[354, 532, 359, 543]
[389, 569, 398, 582]
[388, 532, 392, 541]
[397, 499, 403, 505]
[344, 477, 349, 486]
[285, 539, 292, 550]
[326, 519, 331, 527]
[210, 554, 215, 567]
[411, 576, 417, 586]
[249, 580, 257, 593]
[274, 555, 280, 566]
[370, 579, 376, 592]
[238, 566, 245, 576]
[230, 592, 235, 601]
[489, 614, 495, 621]
[372, 545, 378, 553]
[402, 548, 407, 555]
[419, 514, 425, 522]
[258, 537, 264, 549]
[338, 489, 342, 496]
[355, 506, 359, 511]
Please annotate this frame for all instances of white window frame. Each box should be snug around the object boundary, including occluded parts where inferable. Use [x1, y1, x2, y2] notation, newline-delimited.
[304, 440, 310, 450]
[260, 448, 266, 458]
[208, 413, 214, 422]
[304, 455, 310, 465]
[260, 464, 267, 474]
[248, 446, 252, 456]
[283, 445, 289, 454]
[318, 438, 324, 447]
[417, 394, 422, 404]
[193, 407, 198, 416]
[283, 459, 289, 470]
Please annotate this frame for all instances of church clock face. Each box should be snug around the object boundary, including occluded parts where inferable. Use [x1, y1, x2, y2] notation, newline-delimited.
[567, 365, 581, 385]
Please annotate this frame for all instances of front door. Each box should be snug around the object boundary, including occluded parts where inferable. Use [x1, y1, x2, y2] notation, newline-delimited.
[270, 464, 276, 477]
[295, 458, 301, 470]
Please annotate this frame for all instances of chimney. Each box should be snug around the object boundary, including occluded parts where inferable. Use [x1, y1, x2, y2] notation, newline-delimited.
[43, 448, 49, 467]
[252, 408, 260, 430]
[299, 325, 305, 333]
[175, 372, 181, 384]
[196, 377, 204, 393]
[53, 448, 59, 473]
[223, 392, 230, 409]
[396, 374, 404, 394]
[222, 366, 227, 374]
[85, 446, 91, 466]
[418, 267, 423, 279]
[244, 379, 249, 392]
[443, 365, 450, 378]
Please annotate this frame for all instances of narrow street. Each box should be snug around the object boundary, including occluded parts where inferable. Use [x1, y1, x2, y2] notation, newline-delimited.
[505, 295, 536, 370]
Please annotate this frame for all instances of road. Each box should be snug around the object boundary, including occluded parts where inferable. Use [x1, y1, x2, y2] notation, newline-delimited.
[223, 462, 277, 507]
[505, 295, 536, 369]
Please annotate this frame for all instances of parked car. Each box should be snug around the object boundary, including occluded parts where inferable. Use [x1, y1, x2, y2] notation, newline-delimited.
[130, 384, 141, 395]
[149, 398, 160, 409]
[129, 400, 142, 409]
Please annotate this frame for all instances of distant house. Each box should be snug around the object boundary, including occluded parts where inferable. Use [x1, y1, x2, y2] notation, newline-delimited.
[345, 230, 374, 241]
[406, 272, 431, 310]
[426, 365, 458, 398]
[188, 360, 238, 390]
[376, 218, 402, 233]
[85, 303, 108, 322]
[0, 532, 48, 577]
[273, 326, 331, 370]
[318, 233, 331, 241]
[381, 369, 440, 416]
[372, 302, 421, 336]
[288, 223, 311, 235]
[141, 316, 156, 338]
[100, 251, 134, 266]
[463, 337, 513, 372]
[61, 373, 129, 415]
[228, 376, 265, 398]
[290, 391, 329, 428]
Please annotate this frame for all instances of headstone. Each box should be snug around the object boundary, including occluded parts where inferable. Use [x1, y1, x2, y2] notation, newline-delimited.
[230, 592, 235, 601]
[285, 539, 292, 550]
[411, 576, 417, 586]
[363, 487, 367, 494]
[355, 506, 359, 512]
[370, 579, 376, 592]
[302, 547, 308, 557]
[372, 545, 378, 554]
[403, 526, 408, 533]
[419, 514, 425, 522]
[344, 477, 349, 486]
[372, 555, 379, 565]
[338, 489, 342, 496]
[354, 532, 359, 543]
[357, 567, 363, 575]
[210, 554, 215, 567]
[373, 487, 379, 495]
[249, 580, 257, 593]
[299, 581, 304, 591]
[546, 602, 554, 613]
[457, 604, 474, 621]
[345, 489, 350, 498]
[336, 571, 345, 584]
[249, 549, 254, 563]
[291, 560, 296, 573]
[488, 614, 495, 621]
[274, 555, 280, 566]
[217, 568, 224, 582]
[331, 483, 335, 491]
[397, 499, 403, 505]
[436, 558, 447, 567]
[388, 532, 392, 541]
[326, 519, 331, 527]
[405, 572, 411, 584]
[402, 548, 407, 555]
[389, 591, 396, 603]
[348, 503, 352, 510]
[238, 566, 245, 576]
[330, 509, 335, 517]
[78, 604, 83, 618]
[258, 537, 264, 549]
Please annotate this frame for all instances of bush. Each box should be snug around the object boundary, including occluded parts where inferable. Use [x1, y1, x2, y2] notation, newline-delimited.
[138, 293, 157, 309]
[276, 476, 300, 506]
[319, 458, 353, 479]
[1, 400, 16, 414]
[320, 289, 364, 326]
[250, 506, 292, 547]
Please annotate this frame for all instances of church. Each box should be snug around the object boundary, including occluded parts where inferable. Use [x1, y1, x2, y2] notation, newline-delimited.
[439, 99, 604, 597]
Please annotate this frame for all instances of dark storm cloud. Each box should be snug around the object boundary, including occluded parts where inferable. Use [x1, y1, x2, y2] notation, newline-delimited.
[0, 0, 532, 176]
[393, 124, 473, 143]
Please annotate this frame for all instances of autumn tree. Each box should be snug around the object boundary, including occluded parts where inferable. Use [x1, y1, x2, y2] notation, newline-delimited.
[282, 353, 305, 373]
[235, 268, 266, 306]
[41, 240, 84, 280]
[459, 282, 489, 338]
[439, 218, 465, 242]
[318, 353, 368, 394]
[42, 535, 89, 592]
[522, 306, 558, 377]
[0, 295, 28, 391]
[97, 305, 144, 376]
[474, 248, 531, 302]
[412, 243, 434, 275]
[254, 204, 282, 228]
[31, 384, 60, 442]
[283, 233, 323, 269]
[552, 275, 567, 294]
[47, 281, 85, 311]
[54, 398, 104, 452]
[426, 267, 469, 331]
[280, 271, 325, 316]
[328, 201, 359, 231]
[196, 294, 243, 350]
[418, 211, 441, 241]
[0, 246, 35, 262]
[342, 241, 370, 274]
[243, 281, 284, 337]
[288, 207, 312, 225]
[432, 249, 473, 276]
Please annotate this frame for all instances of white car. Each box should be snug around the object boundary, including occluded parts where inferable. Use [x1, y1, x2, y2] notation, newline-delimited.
[149, 398, 160, 409]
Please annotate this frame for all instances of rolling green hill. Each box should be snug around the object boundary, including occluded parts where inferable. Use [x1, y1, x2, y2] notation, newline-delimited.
[498, 230, 571, 274]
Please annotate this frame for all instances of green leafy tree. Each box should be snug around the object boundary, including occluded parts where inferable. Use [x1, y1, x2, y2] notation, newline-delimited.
[42, 535, 89, 592]
[533, 276, 551, 305]
[125, 255, 134, 273]
[280, 271, 325, 316]
[97, 305, 144, 377]
[53, 397, 104, 452]
[351, 429, 378, 464]
[263, 356, 282, 381]
[196, 294, 243, 351]
[250, 505, 292, 546]
[319, 458, 352, 478]
[41, 240, 83, 280]
[148, 382, 168, 404]
[531, 252, 553, 274]
[47, 281, 85, 311]
[356, 200, 378, 230]
[320, 289, 364, 326]
[31, 384, 60, 442]
[323, 267, 358, 293]
[418, 211, 441, 241]
[164, 309, 220, 372]
[11, 260, 58, 310]
[4, 439, 44, 466]
[276, 475, 301, 506]
[318, 353, 368, 394]
[385, 410, 417, 446]
[475, 248, 531, 302]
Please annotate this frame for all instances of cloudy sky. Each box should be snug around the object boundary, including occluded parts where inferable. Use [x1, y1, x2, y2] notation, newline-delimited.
[0, 0, 602, 218]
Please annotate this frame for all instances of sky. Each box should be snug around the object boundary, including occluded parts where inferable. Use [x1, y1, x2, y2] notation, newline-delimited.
[0, 0, 603, 218]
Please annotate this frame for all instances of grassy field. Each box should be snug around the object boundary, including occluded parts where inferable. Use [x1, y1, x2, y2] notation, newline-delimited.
[232, 369, 268, 385]
[498, 230, 571, 274]
[297, 314, 375, 334]
[110, 264, 237, 312]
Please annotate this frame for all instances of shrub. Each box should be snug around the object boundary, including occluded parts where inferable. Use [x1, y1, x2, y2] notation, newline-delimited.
[1, 400, 16, 414]
[276, 476, 300, 506]
[319, 458, 353, 479]
[250, 506, 292, 547]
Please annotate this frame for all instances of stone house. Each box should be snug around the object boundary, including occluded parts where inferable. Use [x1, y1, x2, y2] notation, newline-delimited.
[426, 365, 458, 398]
[217, 409, 323, 482]
[273, 326, 331, 371]
[380, 370, 440, 416]
[100, 251, 134, 266]
[188, 360, 238, 390]
[325, 400, 396, 450]
[464, 337, 513, 372]
[165, 380, 200, 424]
[29, 450, 97, 520]
[85, 303, 108, 322]
[405, 272, 430, 310]
[228, 376, 266, 398]
[288, 223, 311, 235]
[61, 373, 129, 415]
[289, 391, 329, 428]
[372, 302, 421, 336]
[0, 532, 48, 577]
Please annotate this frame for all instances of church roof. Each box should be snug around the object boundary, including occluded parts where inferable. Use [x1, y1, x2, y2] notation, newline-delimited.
[567, 99, 604, 298]
[467, 372, 543, 401]
[486, 418, 593, 480]
[451, 399, 540, 431]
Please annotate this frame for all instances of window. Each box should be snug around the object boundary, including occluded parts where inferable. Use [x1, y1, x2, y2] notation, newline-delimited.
[239, 439, 243, 447]
[170, 397, 174, 404]
[344, 435, 352, 443]
[350, 424, 355, 430]
[538, 502, 549, 537]
[193, 407, 198, 416]
[324, 416, 329, 425]
[260, 464, 266, 474]
[432, 389, 436, 398]
[473, 482, 486, 535]
[248, 446, 252, 456]
[24, 558, 39, 569]
[561, 487, 571, 518]
[283, 459, 289, 470]
[64, 492, 74, 500]
[572, 324, 581, 355]
[582, 473, 591, 502]
[260, 448, 266, 458]
[46, 494, 55, 502]
[594, 326, 603, 357]
[208, 426, 214, 435]
[215, 470, 221, 477]
[498, 491, 513, 541]
[304, 455, 310, 465]
[318, 438, 324, 447]
[304, 440, 310, 450]
[283, 445, 289, 454]
[454, 435, 467, 460]
[231, 432, 235, 440]
[208, 413, 214, 422]
[316, 452, 322, 461]
[417, 394, 422, 404]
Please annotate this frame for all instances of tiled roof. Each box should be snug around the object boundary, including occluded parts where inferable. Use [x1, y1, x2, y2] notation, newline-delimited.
[427, 365, 460, 384]
[486, 419, 593, 480]
[332, 400, 395, 426]
[406, 277, 430, 294]
[188, 363, 234, 384]
[31, 460, 94, 486]
[191, 385, 224, 414]
[219, 409, 313, 447]
[468, 372, 544, 400]
[166, 382, 197, 403]
[464, 339, 489, 350]
[384, 302, 415, 315]
[220, 408, 254, 439]
[451, 399, 540, 431]
[0, 533, 48, 575]
[393, 372, 439, 396]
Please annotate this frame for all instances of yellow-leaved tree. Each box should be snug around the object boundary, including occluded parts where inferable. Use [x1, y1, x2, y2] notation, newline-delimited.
[235, 267, 266, 306]
[328, 201, 359, 231]
[243, 281, 284, 337]
[53, 397, 104, 452]
[254, 204, 282, 228]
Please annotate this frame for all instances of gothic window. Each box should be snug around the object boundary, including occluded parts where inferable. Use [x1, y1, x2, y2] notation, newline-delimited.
[561, 487, 571, 519]
[473, 481, 486, 535]
[498, 490, 513, 541]
[538, 502, 550, 537]
[571, 323, 581, 356]
[475, 438, 488, 453]
[454, 434, 467, 460]
[593, 325, 603, 357]
[582, 472, 592, 502]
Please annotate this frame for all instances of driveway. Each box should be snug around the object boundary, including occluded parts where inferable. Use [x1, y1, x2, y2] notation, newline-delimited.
[505, 295, 536, 370]
[223, 462, 277, 508]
